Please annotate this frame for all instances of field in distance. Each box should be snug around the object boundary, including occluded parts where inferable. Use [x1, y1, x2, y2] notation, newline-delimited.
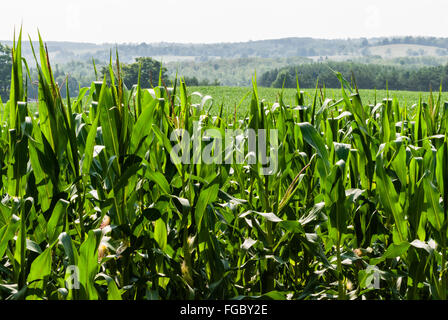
[190, 86, 447, 117]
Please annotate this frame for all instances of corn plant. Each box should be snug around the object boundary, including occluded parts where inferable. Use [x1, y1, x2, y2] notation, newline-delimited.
[1, 31, 448, 300]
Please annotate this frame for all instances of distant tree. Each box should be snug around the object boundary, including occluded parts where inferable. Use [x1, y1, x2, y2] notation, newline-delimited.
[184, 76, 199, 86]
[261, 61, 448, 91]
[121, 57, 168, 88]
[407, 49, 417, 57]
[308, 48, 317, 56]
[101, 57, 168, 89]
[436, 48, 448, 56]
[361, 48, 370, 56]
[0, 44, 12, 101]
[259, 69, 279, 87]
[404, 36, 413, 44]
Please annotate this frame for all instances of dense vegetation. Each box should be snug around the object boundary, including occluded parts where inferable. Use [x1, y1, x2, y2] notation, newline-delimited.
[191, 86, 446, 117]
[260, 61, 448, 91]
[2, 32, 448, 300]
[0, 38, 370, 63]
[22, 57, 169, 100]
[0, 44, 12, 101]
[166, 56, 312, 87]
[3, 36, 448, 65]
[100, 57, 169, 89]
[3, 35, 448, 92]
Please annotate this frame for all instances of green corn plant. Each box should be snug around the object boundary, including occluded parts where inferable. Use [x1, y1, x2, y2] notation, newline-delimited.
[3, 31, 448, 301]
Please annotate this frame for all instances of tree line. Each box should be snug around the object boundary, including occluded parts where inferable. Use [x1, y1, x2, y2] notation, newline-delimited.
[0, 50, 218, 101]
[0, 44, 11, 101]
[260, 61, 448, 91]
[5, 36, 448, 66]
[3, 43, 448, 102]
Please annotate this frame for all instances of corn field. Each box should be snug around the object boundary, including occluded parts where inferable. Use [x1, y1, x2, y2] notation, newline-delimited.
[1, 30, 448, 300]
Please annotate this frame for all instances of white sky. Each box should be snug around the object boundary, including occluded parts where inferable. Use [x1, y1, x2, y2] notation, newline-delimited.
[1, 0, 447, 44]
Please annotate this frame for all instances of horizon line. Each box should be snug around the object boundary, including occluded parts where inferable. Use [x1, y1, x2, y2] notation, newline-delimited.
[2, 34, 448, 46]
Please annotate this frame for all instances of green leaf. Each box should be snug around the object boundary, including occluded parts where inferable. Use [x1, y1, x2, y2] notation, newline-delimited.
[170, 195, 191, 214]
[239, 210, 283, 223]
[375, 156, 408, 243]
[195, 183, 219, 228]
[47, 199, 69, 244]
[260, 290, 286, 300]
[0, 215, 20, 259]
[424, 177, 444, 231]
[370, 242, 410, 265]
[113, 162, 141, 193]
[107, 279, 122, 300]
[26, 247, 52, 300]
[154, 218, 167, 251]
[279, 220, 304, 233]
[59, 232, 78, 266]
[333, 142, 351, 162]
[324, 160, 347, 235]
[130, 98, 156, 154]
[255, 211, 283, 223]
[81, 93, 101, 177]
[142, 208, 161, 221]
[298, 122, 330, 175]
[26, 239, 42, 254]
[241, 238, 257, 250]
[27, 117, 57, 211]
[145, 170, 171, 194]
[152, 123, 182, 175]
[78, 229, 102, 299]
[98, 84, 120, 171]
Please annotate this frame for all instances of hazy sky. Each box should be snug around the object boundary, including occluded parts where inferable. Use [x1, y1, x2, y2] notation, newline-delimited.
[1, 0, 447, 44]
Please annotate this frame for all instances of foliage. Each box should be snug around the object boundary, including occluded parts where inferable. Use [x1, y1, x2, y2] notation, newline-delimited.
[166, 56, 312, 86]
[0, 43, 12, 101]
[188, 86, 445, 118]
[3, 33, 448, 301]
[4, 36, 448, 66]
[261, 61, 448, 91]
[182, 76, 222, 86]
[121, 57, 168, 88]
[100, 56, 168, 89]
